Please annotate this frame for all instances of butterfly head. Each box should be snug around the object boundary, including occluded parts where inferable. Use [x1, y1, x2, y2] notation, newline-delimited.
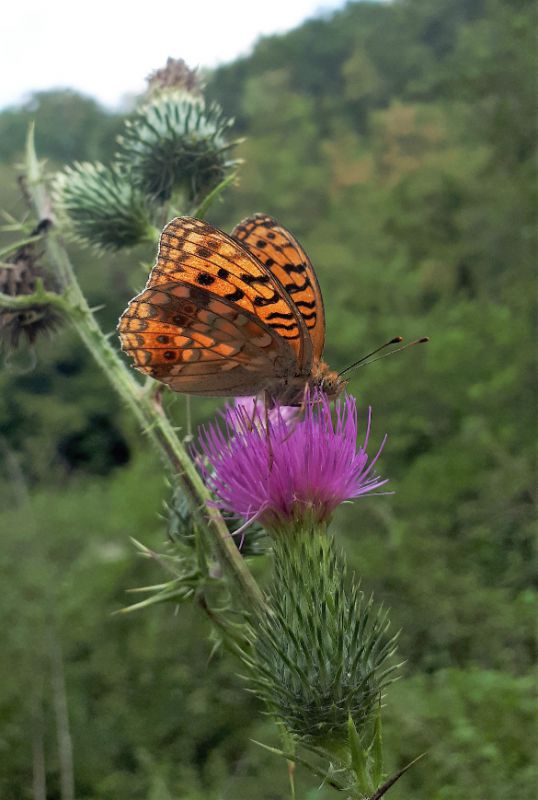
[311, 360, 347, 400]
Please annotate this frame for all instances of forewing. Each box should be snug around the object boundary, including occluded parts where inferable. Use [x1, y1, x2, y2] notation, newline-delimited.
[147, 216, 312, 371]
[232, 213, 325, 360]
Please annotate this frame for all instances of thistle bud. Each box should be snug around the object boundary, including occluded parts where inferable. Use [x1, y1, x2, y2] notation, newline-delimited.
[53, 162, 153, 251]
[244, 531, 399, 764]
[116, 92, 240, 204]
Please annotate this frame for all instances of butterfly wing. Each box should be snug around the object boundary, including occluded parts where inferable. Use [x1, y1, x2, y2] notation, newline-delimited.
[119, 283, 299, 396]
[232, 214, 326, 360]
[118, 217, 311, 395]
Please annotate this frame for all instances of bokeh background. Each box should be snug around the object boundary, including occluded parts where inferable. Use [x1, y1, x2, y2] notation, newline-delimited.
[0, 0, 535, 798]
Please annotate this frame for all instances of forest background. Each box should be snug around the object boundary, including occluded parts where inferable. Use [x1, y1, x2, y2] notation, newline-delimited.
[0, 0, 535, 798]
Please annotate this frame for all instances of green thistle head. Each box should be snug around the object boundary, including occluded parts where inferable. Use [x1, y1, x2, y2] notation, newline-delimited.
[116, 91, 241, 204]
[244, 530, 399, 755]
[54, 162, 154, 251]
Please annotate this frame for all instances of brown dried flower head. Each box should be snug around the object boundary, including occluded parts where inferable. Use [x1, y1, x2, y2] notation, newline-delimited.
[146, 58, 202, 96]
[0, 244, 61, 350]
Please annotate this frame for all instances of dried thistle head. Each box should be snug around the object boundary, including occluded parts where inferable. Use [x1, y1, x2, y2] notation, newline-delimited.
[0, 244, 61, 350]
[146, 57, 203, 96]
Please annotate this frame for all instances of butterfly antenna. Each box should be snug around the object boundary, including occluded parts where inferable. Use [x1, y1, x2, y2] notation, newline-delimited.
[339, 337, 429, 376]
[339, 337, 403, 377]
[358, 337, 430, 370]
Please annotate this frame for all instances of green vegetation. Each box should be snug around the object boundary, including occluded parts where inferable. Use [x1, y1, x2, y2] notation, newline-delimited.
[0, 0, 535, 797]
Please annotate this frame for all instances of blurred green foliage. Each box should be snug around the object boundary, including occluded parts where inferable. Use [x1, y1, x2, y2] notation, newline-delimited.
[0, 0, 535, 797]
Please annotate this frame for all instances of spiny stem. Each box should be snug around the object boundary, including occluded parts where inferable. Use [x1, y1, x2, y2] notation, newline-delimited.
[191, 170, 239, 219]
[15, 126, 265, 614]
[0, 286, 66, 310]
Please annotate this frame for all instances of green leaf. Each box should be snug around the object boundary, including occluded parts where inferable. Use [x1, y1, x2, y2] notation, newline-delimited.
[348, 715, 373, 795]
[371, 702, 383, 787]
[369, 753, 427, 800]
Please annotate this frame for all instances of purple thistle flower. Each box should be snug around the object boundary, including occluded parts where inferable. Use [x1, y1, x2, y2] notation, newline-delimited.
[195, 392, 388, 533]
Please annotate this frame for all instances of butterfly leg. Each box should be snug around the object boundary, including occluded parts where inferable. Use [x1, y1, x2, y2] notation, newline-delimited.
[184, 395, 193, 442]
[299, 382, 310, 419]
[246, 397, 260, 433]
[278, 385, 307, 445]
[263, 390, 274, 472]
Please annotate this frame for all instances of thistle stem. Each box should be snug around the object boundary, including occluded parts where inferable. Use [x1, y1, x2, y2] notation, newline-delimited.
[11, 127, 265, 614]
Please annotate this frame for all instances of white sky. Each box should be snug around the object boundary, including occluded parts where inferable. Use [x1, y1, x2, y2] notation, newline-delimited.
[1, 0, 348, 110]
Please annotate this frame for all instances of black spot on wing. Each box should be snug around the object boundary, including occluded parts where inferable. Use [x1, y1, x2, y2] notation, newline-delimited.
[240, 273, 271, 285]
[267, 311, 295, 320]
[253, 291, 280, 307]
[294, 299, 317, 309]
[283, 262, 307, 274]
[268, 321, 297, 332]
[196, 272, 215, 286]
[285, 278, 311, 294]
[225, 288, 245, 302]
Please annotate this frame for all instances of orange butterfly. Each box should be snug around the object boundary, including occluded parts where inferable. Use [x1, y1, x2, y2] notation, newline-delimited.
[118, 214, 346, 404]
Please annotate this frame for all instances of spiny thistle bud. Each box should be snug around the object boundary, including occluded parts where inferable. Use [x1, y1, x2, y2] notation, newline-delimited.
[0, 243, 61, 350]
[116, 92, 241, 204]
[146, 57, 203, 97]
[53, 162, 154, 251]
[244, 532, 399, 757]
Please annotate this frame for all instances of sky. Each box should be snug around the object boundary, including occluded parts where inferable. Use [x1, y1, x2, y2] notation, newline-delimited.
[2, 0, 349, 110]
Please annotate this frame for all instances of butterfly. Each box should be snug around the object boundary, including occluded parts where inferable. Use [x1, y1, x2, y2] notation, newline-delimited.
[117, 214, 346, 405]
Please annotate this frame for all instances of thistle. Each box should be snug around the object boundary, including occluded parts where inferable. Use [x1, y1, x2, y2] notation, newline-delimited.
[53, 162, 154, 251]
[52, 60, 240, 253]
[245, 532, 399, 750]
[116, 92, 241, 204]
[194, 392, 400, 793]
[195, 391, 388, 534]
